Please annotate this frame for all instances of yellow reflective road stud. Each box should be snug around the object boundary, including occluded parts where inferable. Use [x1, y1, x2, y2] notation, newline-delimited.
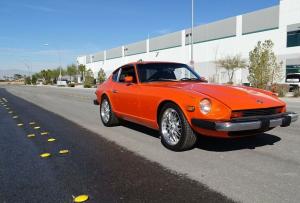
[27, 134, 35, 138]
[41, 132, 49, 135]
[59, 149, 69, 154]
[29, 122, 36, 125]
[47, 138, 56, 142]
[17, 123, 23, 127]
[8, 111, 13, 114]
[34, 126, 40, 130]
[73, 195, 89, 202]
[12, 116, 18, 119]
[40, 153, 51, 158]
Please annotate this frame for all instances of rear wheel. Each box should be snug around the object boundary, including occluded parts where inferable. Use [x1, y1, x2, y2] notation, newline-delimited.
[159, 103, 197, 151]
[100, 96, 119, 127]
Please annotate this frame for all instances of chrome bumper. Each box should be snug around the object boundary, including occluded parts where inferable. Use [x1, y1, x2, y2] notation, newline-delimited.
[191, 112, 298, 132]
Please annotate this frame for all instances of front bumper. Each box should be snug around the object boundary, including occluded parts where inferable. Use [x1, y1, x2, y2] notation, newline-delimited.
[191, 112, 298, 132]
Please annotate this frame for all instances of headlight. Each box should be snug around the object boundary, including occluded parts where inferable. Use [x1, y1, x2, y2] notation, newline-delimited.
[199, 99, 211, 114]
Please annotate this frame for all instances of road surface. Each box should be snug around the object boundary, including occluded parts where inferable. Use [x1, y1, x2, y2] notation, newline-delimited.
[1, 85, 300, 203]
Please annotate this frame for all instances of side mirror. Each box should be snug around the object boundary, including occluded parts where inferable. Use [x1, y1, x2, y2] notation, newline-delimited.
[200, 77, 208, 83]
[124, 76, 133, 83]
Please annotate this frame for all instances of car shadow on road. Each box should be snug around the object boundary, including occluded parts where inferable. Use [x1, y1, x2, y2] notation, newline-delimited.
[120, 120, 281, 152]
[195, 133, 281, 152]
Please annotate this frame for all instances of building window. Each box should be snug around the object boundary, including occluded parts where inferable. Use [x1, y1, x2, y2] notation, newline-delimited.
[286, 65, 300, 75]
[287, 30, 300, 47]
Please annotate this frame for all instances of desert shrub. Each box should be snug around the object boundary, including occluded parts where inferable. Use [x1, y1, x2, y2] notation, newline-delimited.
[84, 84, 92, 88]
[271, 84, 289, 97]
[293, 88, 300, 97]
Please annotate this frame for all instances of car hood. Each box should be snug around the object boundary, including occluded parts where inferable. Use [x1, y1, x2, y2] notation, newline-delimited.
[166, 82, 285, 110]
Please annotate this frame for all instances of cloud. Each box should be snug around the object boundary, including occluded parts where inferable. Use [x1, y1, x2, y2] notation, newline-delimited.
[23, 4, 57, 13]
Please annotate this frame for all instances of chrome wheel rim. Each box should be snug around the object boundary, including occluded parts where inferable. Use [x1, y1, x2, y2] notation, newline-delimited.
[161, 108, 182, 146]
[101, 99, 110, 123]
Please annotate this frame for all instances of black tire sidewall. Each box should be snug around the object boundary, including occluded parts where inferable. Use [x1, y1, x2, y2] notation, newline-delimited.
[100, 96, 113, 126]
[159, 103, 191, 151]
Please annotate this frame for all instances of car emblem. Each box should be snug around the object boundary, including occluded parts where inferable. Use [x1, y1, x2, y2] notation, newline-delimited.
[256, 99, 264, 104]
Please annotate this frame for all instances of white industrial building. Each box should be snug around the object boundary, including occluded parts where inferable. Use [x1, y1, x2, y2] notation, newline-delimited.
[77, 0, 300, 84]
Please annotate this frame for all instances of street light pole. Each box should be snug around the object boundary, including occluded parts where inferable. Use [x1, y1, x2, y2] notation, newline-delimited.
[190, 0, 195, 69]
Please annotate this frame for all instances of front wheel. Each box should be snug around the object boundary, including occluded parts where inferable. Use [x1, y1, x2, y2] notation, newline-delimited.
[159, 103, 197, 151]
[100, 96, 119, 127]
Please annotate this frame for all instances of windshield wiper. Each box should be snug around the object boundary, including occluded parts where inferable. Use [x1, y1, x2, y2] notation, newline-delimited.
[147, 78, 177, 82]
[180, 78, 200, 81]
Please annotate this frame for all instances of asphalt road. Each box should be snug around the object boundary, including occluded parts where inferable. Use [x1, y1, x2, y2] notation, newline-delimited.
[2, 85, 300, 203]
[0, 86, 232, 203]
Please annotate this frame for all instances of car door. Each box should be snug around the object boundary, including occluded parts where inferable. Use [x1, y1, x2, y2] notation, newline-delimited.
[111, 65, 141, 119]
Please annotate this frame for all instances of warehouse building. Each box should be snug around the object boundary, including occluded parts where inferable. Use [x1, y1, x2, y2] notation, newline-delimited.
[77, 0, 300, 84]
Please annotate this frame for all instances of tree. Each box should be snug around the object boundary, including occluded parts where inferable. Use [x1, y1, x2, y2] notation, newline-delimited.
[31, 74, 37, 85]
[67, 64, 77, 82]
[40, 69, 52, 84]
[13, 74, 23, 80]
[248, 40, 283, 89]
[84, 69, 94, 88]
[216, 54, 247, 84]
[97, 68, 106, 83]
[78, 64, 86, 82]
[24, 76, 31, 85]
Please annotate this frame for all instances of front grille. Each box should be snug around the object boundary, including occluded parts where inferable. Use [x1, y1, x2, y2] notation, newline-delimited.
[232, 107, 282, 118]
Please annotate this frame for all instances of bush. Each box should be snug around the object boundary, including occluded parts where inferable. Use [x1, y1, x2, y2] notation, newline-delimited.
[84, 84, 92, 88]
[68, 83, 75, 87]
[293, 88, 300, 97]
[271, 84, 289, 97]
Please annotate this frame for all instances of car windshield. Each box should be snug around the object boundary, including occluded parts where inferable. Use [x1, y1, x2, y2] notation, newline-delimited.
[286, 74, 300, 80]
[137, 63, 200, 83]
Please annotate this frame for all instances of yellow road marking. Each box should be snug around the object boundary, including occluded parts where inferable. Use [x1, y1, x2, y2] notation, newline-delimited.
[40, 153, 51, 158]
[12, 116, 18, 119]
[34, 126, 40, 130]
[27, 134, 35, 138]
[29, 122, 36, 125]
[41, 132, 49, 135]
[8, 111, 13, 114]
[47, 138, 56, 142]
[17, 123, 24, 127]
[73, 195, 89, 202]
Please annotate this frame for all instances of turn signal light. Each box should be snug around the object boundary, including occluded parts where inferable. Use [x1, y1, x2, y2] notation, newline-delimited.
[231, 111, 243, 118]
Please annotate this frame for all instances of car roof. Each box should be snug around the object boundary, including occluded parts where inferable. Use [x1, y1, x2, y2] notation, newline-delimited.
[124, 61, 184, 66]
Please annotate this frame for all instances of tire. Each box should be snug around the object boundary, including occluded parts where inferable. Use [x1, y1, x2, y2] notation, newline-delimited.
[159, 103, 197, 151]
[100, 96, 119, 127]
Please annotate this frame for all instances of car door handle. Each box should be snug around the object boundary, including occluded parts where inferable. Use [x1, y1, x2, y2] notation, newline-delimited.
[112, 89, 118, 93]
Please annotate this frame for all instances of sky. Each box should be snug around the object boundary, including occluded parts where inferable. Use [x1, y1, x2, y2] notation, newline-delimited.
[0, 0, 279, 72]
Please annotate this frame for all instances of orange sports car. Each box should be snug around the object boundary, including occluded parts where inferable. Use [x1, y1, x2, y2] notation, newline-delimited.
[94, 61, 298, 151]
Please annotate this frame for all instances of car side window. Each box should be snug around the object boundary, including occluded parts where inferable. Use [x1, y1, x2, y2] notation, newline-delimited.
[118, 66, 137, 83]
[112, 69, 119, 82]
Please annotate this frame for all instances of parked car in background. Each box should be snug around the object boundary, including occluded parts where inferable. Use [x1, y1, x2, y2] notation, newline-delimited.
[94, 61, 298, 151]
[286, 73, 300, 91]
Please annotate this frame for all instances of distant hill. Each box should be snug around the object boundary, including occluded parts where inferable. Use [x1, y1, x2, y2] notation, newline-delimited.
[0, 69, 29, 79]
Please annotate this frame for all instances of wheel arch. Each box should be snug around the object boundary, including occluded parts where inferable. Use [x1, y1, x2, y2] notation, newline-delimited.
[156, 100, 190, 126]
